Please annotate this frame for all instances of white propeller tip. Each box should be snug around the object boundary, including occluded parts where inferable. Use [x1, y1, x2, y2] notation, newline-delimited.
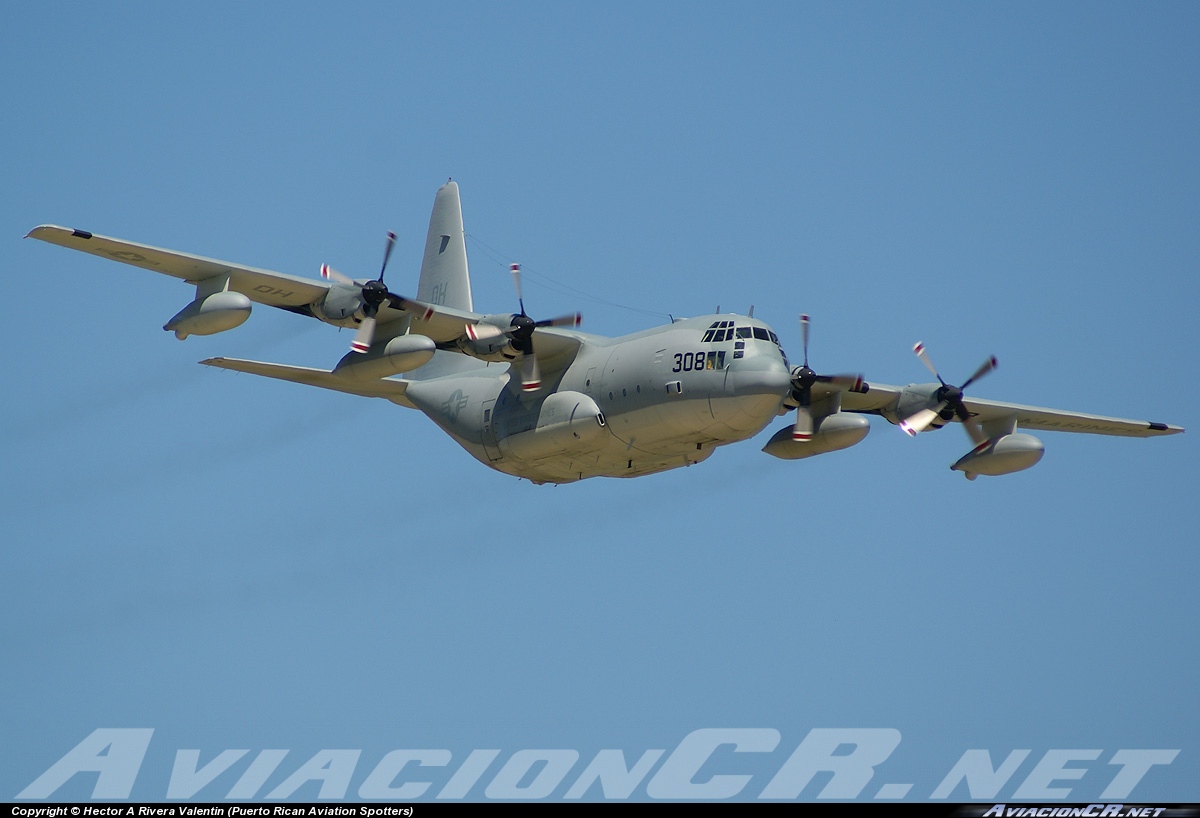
[900, 422, 918, 437]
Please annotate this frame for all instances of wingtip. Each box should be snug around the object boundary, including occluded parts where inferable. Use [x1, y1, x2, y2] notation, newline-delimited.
[26, 225, 92, 241]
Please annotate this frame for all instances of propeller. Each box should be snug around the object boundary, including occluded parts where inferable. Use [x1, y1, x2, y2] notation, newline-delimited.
[321, 231, 400, 354]
[789, 314, 865, 441]
[468, 263, 581, 393]
[898, 341, 997, 444]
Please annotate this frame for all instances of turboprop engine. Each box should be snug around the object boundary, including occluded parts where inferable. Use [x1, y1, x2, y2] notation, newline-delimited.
[951, 433, 1044, 480]
[762, 412, 870, 460]
[163, 291, 252, 339]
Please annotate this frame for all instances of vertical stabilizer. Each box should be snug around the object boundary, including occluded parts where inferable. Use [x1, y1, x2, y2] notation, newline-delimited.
[417, 181, 473, 312]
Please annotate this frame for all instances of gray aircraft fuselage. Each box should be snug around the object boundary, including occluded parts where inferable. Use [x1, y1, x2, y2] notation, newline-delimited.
[405, 315, 792, 484]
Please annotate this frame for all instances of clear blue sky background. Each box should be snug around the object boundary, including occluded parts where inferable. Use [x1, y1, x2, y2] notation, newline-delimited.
[3, 1, 1196, 802]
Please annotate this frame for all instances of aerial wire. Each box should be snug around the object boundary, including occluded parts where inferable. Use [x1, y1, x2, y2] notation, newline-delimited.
[466, 234, 673, 320]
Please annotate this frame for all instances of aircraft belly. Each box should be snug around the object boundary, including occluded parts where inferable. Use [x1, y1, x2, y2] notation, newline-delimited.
[708, 392, 784, 438]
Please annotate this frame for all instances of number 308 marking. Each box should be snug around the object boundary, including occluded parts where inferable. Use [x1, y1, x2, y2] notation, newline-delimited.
[672, 350, 707, 373]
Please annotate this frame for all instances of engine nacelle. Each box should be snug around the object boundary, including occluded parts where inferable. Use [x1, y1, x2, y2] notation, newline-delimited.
[499, 391, 607, 461]
[333, 334, 436, 380]
[457, 314, 520, 361]
[952, 433, 1044, 480]
[885, 383, 951, 430]
[311, 284, 366, 327]
[761, 412, 871, 460]
[163, 291, 252, 339]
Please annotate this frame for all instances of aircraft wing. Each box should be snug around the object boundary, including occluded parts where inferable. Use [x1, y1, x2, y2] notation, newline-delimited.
[26, 225, 331, 309]
[201, 357, 415, 408]
[29, 224, 585, 376]
[395, 295, 585, 373]
[841, 383, 1183, 438]
[393, 298, 487, 343]
[526, 327, 584, 369]
[26, 224, 491, 341]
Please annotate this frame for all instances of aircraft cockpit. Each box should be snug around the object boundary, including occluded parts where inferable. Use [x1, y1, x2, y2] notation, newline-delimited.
[701, 320, 789, 368]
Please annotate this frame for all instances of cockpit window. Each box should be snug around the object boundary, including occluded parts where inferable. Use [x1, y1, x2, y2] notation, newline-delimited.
[736, 327, 751, 339]
[704, 321, 739, 343]
[752, 327, 770, 341]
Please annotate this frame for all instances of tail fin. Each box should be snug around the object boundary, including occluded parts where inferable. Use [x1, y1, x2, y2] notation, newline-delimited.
[417, 181, 473, 312]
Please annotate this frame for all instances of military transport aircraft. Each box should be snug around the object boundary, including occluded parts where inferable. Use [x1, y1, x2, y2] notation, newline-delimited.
[27, 182, 1183, 483]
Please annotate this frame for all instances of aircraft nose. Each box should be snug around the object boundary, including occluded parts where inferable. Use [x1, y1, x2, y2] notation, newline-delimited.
[727, 354, 791, 397]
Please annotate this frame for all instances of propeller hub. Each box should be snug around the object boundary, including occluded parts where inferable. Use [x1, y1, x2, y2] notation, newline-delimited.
[362, 279, 388, 306]
[791, 365, 818, 390]
[511, 313, 536, 338]
[938, 384, 963, 404]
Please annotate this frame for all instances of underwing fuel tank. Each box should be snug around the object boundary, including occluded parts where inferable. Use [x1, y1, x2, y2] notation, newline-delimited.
[332, 334, 436, 380]
[163, 291, 252, 339]
[499, 391, 607, 461]
[762, 413, 871, 460]
[951, 433, 1045, 480]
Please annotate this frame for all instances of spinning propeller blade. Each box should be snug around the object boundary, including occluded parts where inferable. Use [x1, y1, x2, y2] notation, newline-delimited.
[346, 231, 401, 354]
[500, 263, 581, 392]
[519, 352, 542, 392]
[900, 404, 947, 436]
[320, 264, 353, 285]
[351, 315, 376, 354]
[790, 314, 864, 441]
[466, 323, 505, 342]
[900, 342, 997, 440]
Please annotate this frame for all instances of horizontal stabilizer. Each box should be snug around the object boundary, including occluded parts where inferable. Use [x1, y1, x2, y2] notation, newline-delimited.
[200, 357, 414, 408]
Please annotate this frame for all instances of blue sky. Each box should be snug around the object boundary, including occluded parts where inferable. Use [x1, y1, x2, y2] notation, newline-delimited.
[3, 1, 1197, 802]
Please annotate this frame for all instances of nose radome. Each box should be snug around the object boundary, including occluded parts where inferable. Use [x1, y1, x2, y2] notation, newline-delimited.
[727, 354, 791, 397]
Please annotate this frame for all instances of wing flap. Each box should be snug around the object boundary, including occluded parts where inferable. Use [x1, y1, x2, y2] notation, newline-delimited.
[200, 357, 415, 408]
